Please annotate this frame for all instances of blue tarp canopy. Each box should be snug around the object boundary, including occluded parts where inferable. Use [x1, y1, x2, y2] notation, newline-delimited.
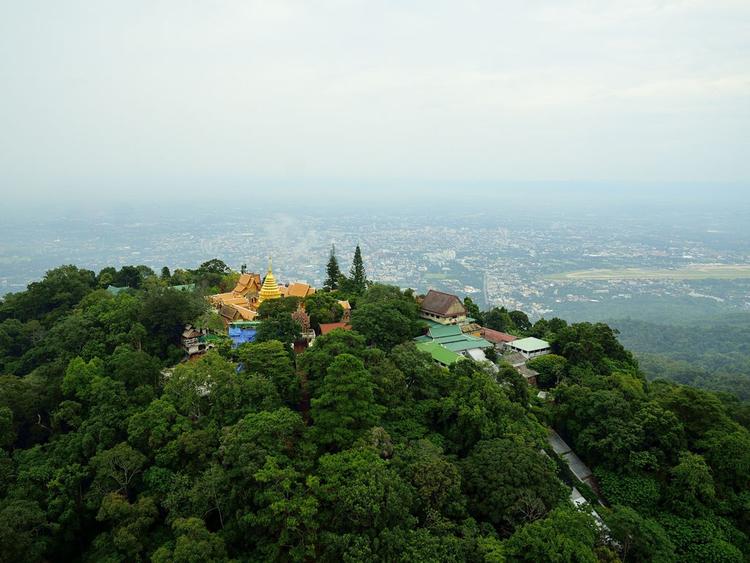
[228, 325, 257, 347]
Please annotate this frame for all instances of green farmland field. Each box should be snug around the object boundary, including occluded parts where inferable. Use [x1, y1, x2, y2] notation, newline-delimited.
[546, 264, 750, 281]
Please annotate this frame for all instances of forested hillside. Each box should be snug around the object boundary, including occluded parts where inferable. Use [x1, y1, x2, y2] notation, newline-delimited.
[0, 265, 749, 561]
[612, 316, 750, 400]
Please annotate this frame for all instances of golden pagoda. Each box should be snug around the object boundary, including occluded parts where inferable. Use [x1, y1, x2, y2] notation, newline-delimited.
[258, 258, 282, 304]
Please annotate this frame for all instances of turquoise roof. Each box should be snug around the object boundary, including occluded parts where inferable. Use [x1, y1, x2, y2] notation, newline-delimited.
[433, 334, 471, 345]
[170, 283, 196, 292]
[428, 325, 463, 339]
[414, 327, 493, 356]
[106, 285, 129, 295]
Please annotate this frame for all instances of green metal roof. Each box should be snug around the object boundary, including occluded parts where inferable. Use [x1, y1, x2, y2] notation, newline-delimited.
[507, 337, 550, 352]
[428, 325, 463, 339]
[433, 334, 471, 345]
[442, 337, 494, 353]
[414, 335, 432, 343]
[199, 333, 223, 343]
[416, 341, 463, 366]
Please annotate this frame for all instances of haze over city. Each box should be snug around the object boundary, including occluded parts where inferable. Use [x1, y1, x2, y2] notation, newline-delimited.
[2, 1, 749, 323]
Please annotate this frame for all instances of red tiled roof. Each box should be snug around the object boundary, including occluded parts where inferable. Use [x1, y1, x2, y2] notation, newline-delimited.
[319, 322, 352, 335]
[480, 327, 518, 344]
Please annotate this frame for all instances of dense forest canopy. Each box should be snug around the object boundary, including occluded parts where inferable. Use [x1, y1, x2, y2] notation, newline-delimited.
[612, 316, 750, 401]
[0, 262, 748, 561]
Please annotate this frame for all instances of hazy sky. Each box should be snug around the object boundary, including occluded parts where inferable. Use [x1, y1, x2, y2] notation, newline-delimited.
[1, 0, 749, 204]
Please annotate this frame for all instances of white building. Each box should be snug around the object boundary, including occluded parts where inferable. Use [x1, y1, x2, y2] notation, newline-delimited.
[505, 337, 551, 359]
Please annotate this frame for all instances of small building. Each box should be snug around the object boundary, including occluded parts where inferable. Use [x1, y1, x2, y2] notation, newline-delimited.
[479, 328, 518, 350]
[182, 325, 219, 356]
[501, 350, 540, 387]
[319, 322, 352, 335]
[503, 351, 528, 368]
[506, 337, 551, 360]
[516, 364, 539, 386]
[416, 341, 463, 367]
[420, 290, 467, 325]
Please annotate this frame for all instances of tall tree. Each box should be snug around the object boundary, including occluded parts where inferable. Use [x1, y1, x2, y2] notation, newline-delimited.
[311, 354, 384, 450]
[463, 297, 481, 321]
[462, 438, 566, 534]
[503, 507, 600, 562]
[324, 245, 341, 291]
[605, 506, 676, 562]
[312, 447, 415, 560]
[509, 310, 532, 332]
[349, 245, 367, 293]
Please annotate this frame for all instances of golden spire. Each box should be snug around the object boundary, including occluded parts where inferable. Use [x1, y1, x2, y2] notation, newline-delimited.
[258, 256, 281, 304]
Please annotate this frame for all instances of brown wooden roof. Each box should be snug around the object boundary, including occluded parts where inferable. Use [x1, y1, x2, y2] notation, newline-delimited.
[420, 289, 466, 317]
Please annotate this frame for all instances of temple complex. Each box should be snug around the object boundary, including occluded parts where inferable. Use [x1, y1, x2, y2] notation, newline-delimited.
[209, 259, 317, 327]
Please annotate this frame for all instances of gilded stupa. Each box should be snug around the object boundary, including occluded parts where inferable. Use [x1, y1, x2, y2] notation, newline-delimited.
[258, 258, 282, 304]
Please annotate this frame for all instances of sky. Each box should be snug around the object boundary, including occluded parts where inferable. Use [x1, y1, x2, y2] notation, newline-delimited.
[1, 0, 749, 206]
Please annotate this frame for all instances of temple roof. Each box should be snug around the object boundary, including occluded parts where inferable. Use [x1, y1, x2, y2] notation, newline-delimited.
[287, 282, 315, 298]
[233, 273, 261, 295]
